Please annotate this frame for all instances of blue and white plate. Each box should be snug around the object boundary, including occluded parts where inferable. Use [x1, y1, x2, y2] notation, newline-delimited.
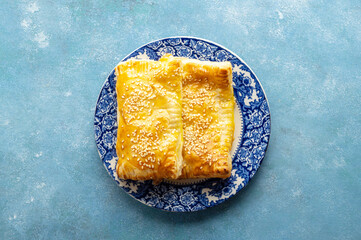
[94, 37, 271, 212]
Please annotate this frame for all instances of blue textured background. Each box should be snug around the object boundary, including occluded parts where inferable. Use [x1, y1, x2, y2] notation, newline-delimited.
[1, 0, 360, 239]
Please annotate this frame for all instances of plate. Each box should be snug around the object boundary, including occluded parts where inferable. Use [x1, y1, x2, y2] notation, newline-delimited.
[94, 37, 271, 212]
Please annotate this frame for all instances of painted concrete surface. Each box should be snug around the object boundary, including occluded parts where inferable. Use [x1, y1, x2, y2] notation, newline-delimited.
[1, 0, 360, 239]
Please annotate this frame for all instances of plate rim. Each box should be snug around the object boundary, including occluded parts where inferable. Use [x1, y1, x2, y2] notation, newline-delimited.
[94, 36, 271, 212]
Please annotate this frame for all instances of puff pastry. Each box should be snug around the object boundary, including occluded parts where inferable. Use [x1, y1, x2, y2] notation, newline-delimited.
[161, 55, 235, 179]
[114, 58, 184, 181]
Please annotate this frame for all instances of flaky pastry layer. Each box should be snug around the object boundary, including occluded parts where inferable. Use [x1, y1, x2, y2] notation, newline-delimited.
[161, 55, 235, 179]
[115, 58, 183, 181]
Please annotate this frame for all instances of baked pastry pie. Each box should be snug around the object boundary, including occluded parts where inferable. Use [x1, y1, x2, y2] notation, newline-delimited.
[114, 57, 184, 181]
[177, 57, 234, 179]
[115, 54, 234, 182]
[159, 55, 234, 179]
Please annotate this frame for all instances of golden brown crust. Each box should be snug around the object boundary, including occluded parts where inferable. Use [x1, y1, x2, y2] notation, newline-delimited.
[115, 55, 234, 181]
[164, 56, 234, 179]
[115, 58, 183, 182]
